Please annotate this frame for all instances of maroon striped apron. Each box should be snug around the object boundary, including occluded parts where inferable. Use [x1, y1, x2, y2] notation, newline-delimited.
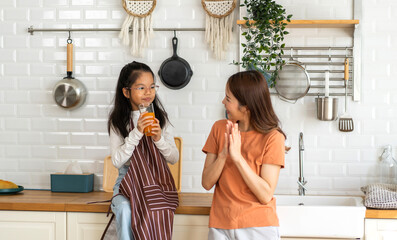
[118, 120, 179, 240]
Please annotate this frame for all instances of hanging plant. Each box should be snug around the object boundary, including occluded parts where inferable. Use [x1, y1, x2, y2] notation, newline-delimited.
[235, 0, 292, 88]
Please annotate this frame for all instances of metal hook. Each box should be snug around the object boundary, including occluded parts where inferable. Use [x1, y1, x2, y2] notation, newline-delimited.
[328, 47, 332, 62]
[290, 47, 294, 60]
[67, 31, 72, 44]
[345, 47, 348, 57]
[173, 30, 176, 38]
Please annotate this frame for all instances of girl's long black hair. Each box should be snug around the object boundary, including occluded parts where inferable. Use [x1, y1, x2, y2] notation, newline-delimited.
[107, 61, 170, 139]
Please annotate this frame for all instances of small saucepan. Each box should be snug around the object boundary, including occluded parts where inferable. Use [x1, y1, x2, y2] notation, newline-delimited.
[53, 38, 87, 110]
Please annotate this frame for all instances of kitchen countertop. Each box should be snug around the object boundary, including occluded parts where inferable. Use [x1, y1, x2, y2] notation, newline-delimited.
[1, 190, 396, 218]
[0, 190, 212, 215]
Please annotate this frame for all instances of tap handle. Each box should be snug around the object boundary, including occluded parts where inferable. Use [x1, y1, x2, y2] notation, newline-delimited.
[297, 180, 307, 190]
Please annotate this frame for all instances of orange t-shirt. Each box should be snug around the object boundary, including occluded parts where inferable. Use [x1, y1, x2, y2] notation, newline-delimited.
[202, 119, 285, 229]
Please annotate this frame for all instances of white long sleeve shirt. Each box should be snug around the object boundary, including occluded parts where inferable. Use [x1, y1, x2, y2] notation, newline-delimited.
[109, 110, 179, 169]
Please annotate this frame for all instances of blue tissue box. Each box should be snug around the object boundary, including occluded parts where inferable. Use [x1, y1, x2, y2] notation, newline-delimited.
[50, 173, 94, 193]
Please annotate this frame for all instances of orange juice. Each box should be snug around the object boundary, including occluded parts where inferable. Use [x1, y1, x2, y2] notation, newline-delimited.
[143, 112, 155, 136]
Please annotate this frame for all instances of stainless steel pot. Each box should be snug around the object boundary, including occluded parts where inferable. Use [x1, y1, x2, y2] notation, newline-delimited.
[53, 39, 87, 110]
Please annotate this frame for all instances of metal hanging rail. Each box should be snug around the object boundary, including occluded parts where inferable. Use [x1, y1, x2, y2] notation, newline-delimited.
[27, 26, 205, 35]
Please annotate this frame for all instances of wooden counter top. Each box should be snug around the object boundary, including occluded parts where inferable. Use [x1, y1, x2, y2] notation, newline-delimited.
[0, 190, 212, 215]
[4, 191, 396, 219]
[365, 209, 397, 219]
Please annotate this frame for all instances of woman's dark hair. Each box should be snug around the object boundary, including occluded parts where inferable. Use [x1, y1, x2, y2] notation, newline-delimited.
[107, 61, 170, 138]
[227, 70, 286, 138]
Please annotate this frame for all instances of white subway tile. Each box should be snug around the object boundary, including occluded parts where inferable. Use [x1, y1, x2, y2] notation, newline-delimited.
[5, 118, 30, 130]
[181, 175, 193, 190]
[58, 10, 81, 20]
[0, 104, 17, 116]
[319, 163, 346, 177]
[180, 133, 205, 147]
[347, 163, 378, 177]
[18, 132, 42, 144]
[0, 49, 15, 61]
[19, 159, 45, 171]
[30, 9, 56, 20]
[171, 119, 192, 134]
[70, 132, 96, 145]
[4, 63, 29, 76]
[193, 120, 213, 133]
[30, 37, 56, 48]
[75, 51, 96, 61]
[45, 160, 70, 172]
[347, 135, 374, 148]
[4, 9, 28, 20]
[0, 160, 18, 171]
[84, 119, 107, 132]
[31, 146, 57, 158]
[85, 10, 108, 19]
[30, 64, 56, 76]
[333, 177, 361, 190]
[18, 77, 42, 90]
[164, 91, 192, 104]
[317, 135, 345, 148]
[97, 133, 110, 146]
[0, 132, 18, 144]
[84, 146, 110, 159]
[85, 38, 110, 48]
[6, 145, 30, 157]
[333, 149, 360, 162]
[58, 146, 84, 159]
[0, 22, 16, 34]
[98, 51, 122, 62]
[71, 0, 94, 6]
[31, 118, 57, 131]
[85, 91, 110, 105]
[193, 92, 222, 105]
[30, 90, 53, 104]
[179, 105, 205, 120]
[43, 105, 69, 118]
[58, 118, 83, 131]
[85, 65, 110, 75]
[306, 177, 333, 190]
[44, 132, 69, 145]
[182, 161, 204, 174]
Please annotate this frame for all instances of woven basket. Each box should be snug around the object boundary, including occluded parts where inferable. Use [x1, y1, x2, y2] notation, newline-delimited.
[201, 0, 236, 18]
[122, 0, 157, 18]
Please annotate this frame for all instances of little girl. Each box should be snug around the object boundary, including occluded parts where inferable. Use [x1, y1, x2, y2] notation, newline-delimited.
[107, 61, 179, 240]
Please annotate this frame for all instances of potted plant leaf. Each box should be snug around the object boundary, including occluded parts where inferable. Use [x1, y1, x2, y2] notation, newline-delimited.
[235, 0, 292, 88]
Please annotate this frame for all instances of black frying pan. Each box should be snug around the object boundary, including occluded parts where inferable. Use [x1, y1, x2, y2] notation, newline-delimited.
[158, 36, 193, 89]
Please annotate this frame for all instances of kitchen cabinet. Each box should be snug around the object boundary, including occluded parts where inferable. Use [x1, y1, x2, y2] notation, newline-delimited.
[365, 219, 397, 240]
[67, 212, 109, 240]
[173, 214, 209, 240]
[0, 211, 66, 240]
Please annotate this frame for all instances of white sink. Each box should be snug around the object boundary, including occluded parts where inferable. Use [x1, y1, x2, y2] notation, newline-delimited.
[275, 195, 366, 238]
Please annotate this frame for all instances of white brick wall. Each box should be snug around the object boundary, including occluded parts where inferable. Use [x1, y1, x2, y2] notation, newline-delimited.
[0, 0, 396, 195]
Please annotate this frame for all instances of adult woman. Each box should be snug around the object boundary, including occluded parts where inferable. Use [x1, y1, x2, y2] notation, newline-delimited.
[202, 70, 285, 240]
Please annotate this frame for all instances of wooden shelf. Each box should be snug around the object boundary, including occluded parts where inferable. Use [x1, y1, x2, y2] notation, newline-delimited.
[237, 19, 359, 28]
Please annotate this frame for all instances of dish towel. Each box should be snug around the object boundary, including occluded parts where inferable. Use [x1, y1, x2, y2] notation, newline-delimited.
[361, 183, 397, 209]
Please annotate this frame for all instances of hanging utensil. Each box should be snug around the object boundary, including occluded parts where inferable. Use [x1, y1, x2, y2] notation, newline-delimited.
[158, 32, 193, 90]
[316, 71, 338, 121]
[338, 58, 354, 132]
[275, 48, 311, 103]
[53, 35, 87, 110]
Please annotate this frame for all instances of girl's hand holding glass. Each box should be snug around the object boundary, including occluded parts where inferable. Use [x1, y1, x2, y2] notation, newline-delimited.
[149, 118, 162, 142]
[137, 113, 154, 135]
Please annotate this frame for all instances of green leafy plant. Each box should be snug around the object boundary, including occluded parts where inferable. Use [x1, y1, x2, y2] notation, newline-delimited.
[235, 0, 292, 88]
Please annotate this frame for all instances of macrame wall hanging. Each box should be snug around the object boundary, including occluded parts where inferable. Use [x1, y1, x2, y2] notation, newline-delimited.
[119, 0, 156, 57]
[202, 0, 236, 60]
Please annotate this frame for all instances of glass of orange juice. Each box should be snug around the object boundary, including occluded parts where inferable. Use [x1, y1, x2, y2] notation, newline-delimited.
[139, 103, 155, 136]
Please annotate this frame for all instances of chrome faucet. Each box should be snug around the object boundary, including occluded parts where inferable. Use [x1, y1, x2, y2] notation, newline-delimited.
[298, 132, 307, 196]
